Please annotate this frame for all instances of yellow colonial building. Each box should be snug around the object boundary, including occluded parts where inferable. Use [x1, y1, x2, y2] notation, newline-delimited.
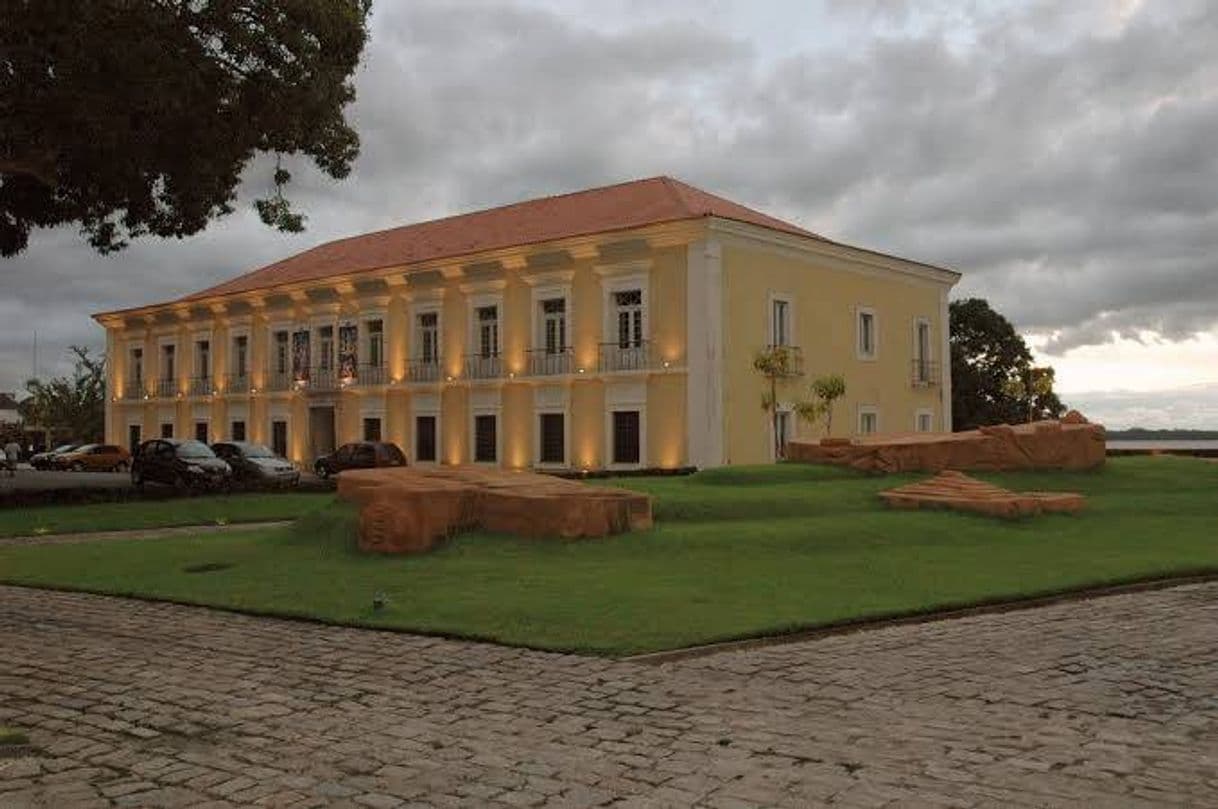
[95, 177, 959, 470]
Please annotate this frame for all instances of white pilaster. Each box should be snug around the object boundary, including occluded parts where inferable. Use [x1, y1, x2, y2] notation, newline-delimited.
[686, 239, 725, 468]
[940, 288, 953, 431]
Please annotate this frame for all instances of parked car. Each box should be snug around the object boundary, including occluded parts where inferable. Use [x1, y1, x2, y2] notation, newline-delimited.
[313, 442, 406, 478]
[211, 441, 300, 488]
[30, 443, 80, 470]
[53, 443, 131, 472]
[131, 439, 232, 491]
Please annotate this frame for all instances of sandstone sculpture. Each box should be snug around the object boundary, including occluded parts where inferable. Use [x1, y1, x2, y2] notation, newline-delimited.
[879, 470, 1086, 519]
[786, 413, 1105, 474]
[337, 466, 653, 554]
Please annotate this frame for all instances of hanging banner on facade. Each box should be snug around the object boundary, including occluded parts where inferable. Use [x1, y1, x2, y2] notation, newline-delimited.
[292, 330, 311, 382]
[338, 323, 358, 380]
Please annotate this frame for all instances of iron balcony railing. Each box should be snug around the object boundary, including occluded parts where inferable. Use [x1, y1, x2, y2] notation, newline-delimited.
[310, 366, 339, 391]
[266, 370, 292, 391]
[353, 362, 386, 386]
[527, 347, 573, 376]
[408, 356, 443, 383]
[188, 376, 213, 396]
[122, 379, 145, 399]
[764, 344, 804, 377]
[912, 359, 940, 387]
[226, 373, 250, 394]
[598, 341, 652, 373]
[154, 378, 176, 398]
[464, 353, 503, 380]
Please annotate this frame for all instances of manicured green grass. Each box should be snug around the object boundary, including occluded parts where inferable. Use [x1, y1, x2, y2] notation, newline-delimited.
[0, 457, 1214, 655]
[0, 492, 333, 538]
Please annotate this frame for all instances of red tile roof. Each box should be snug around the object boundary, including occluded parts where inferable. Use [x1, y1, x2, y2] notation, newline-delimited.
[179, 176, 824, 303]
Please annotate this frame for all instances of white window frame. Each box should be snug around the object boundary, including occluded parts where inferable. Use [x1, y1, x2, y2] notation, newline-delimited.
[157, 336, 177, 383]
[192, 331, 213, 380]
[269, 322, 292, 376]
[126, 341, 145, 390]
[532, 284, 572, 352]
[856, 306, 878, 361]
[411, 303, 443, 366]
[769, 403, 794, 461]
[361, 309, 387, 370]
[913, 316, 933, 385]
[268, 403, 291, 460]
[601, 272, 650, 348]
[229, 329, 251, 379]
[606, 408, 647, 470]
[466, 292, 503, 359]
[857, 404, 879, 436]
[768, 292, 794, 348]
[915, 408, 935, 433]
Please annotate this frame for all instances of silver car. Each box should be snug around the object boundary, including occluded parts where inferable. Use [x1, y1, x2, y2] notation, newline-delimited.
[211, 441, 300, 488]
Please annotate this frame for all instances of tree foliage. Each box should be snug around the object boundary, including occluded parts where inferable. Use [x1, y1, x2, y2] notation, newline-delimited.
[1, 0, 372, 257]
[753, 346, 799, 460]
[950, 298, 1065, 430]
[793, 374, 846, 437]
[22, 346, 106, 442]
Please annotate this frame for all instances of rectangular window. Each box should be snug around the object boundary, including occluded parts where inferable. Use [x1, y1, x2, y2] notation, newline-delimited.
[772, 299, 790, 346]
[417, 312, 439, 364]
[775, 410, 792, 456]
[291, 330, 310, 381]
[131, 348, 143, 385]
[539, 413, 565, 464]
[128, 424, 141, 454]
[231, 420, 246, 441]
[612, 410, 641, 465]
[917, 412, 934, 433]
[858, 309, 876, 358]
[196, 339, 210, 379]
[914, 320, 932, 383]
[271, 420, 288, 457]
[318, 326, 334, 371]
[541, 298, 566, 353]
[614, 290, 644, 348]
[415, 415, 437, 462]
[194, 421, 208, 443]
[474, 414, 497, 463]
[274, 331, 290, 374]
[367, 320, 384, 367]
[859, 410, 878, 435]
[476, 306, 499, 358]
[233, 335, 248, 377]
[160, 422, 174, 439]
[363, 417, 382, 442]
[162, 344, 175, 381]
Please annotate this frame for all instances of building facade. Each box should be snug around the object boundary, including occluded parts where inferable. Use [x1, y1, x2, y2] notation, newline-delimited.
[95, 178, 959, 470]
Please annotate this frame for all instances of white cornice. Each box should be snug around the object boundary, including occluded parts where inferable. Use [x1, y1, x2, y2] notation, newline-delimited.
[593, 259, 653, 278]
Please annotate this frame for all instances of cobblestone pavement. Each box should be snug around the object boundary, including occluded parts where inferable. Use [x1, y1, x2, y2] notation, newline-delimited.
[1, 583, 1216, 808]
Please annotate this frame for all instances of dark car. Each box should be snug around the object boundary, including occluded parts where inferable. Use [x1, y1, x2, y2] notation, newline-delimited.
[313, 441, 406, 478]
[30, 443, 80, 470]
[212, 441, 300, 488]
[131, 438, 232, 491]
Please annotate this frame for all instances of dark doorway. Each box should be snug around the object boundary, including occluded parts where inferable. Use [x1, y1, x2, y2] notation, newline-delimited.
[612, 411, 640, 465]
[309, 406, 336, 459]
[415, 415, 436, 462]
[231, 420, 246, 441]
[161, 422, 174, 439]
[539, 413, 564, 464]
[128, 424, 141, 454]
[474, 414, 497, 463]
[363, 417, 382, 442]
[194, 421, 208, 443]
[271, 420, 288, 458]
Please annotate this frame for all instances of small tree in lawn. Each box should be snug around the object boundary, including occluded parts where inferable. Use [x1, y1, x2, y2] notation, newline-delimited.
[753, 346, 797, 460]
[794, 374, 847, 438]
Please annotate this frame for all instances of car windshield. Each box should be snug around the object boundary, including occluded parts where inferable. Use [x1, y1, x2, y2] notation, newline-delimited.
[73, 444, 98, 453]
[241, 444, 275, 458]
[52, 444, 76, 453]
[176, 441, 216, 458]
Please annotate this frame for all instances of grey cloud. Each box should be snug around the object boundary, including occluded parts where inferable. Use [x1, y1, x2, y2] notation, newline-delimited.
[4, 0, 1218, 394]
[1066, 382, 1218, 430]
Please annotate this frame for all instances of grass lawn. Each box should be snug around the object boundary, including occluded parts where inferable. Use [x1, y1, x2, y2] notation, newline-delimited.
[0, 457, 1214, 656]
[0, 492, 334, 538]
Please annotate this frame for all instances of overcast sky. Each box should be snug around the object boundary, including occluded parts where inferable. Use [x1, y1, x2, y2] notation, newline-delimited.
[3, 0, 1216, 428]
